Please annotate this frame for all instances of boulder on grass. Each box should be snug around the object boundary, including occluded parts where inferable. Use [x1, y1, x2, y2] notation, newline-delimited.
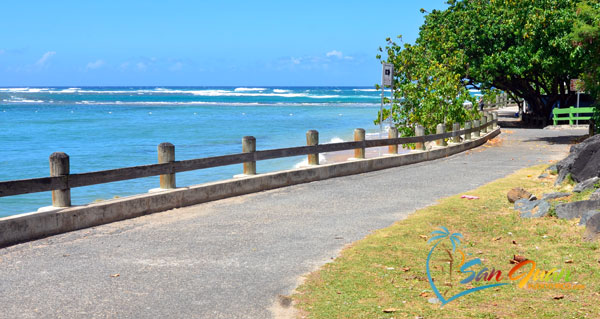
[579, 210, 600, 226]
[556, 134, 600, 185]
[515, 199, 551, 218]
[507, 187, 535, 203]
[590, 189, 600, 201]
[584, 213, 600, 242]
[541, 192, 571, 200]
[555, 200, 600, 220]
[573, 177, 600, 193]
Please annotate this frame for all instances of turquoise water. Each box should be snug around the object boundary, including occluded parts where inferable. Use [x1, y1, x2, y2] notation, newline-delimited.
[0, 87, 384, 216]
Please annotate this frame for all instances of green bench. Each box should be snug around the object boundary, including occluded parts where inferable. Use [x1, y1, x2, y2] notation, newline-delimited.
[552, 106, 595, 125]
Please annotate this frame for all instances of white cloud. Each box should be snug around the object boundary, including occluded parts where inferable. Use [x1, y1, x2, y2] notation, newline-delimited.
[291, 57, 301, 65]
[85, 59, 105, 70]
[326, 50, 343, 58]
[35, 51, 56, 66]
[136, 62, 147, 70]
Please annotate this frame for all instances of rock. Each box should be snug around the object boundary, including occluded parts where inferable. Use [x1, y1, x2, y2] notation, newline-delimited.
[507, 187, 536, 203]
[590, 189, 600, 201]
[538, 173, 548, 179]
[583, 213, 600, 242]
[573, 177, 600, 193]
[546, 164, 557, 172]
[555, 200, 600, 220]
[542, 192, 571, 200]
[579, 210, 600, 226]
[556, 134, 600, 185]
[515, 199, 551, 218]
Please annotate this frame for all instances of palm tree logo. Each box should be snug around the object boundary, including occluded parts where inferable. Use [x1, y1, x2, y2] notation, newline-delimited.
[426, 226, 509, 307]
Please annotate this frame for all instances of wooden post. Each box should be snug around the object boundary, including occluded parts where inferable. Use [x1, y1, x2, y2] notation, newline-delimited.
[464, 121, 472, 141]
[354, 128, 365, 159]
[50, 152, 71, 207]
[486, 113, 493, 132]
[388, 126, 398, 154]
[480, 115, 487, 135]
[452, 122, 460, 143]
[306, 130, 319, 165]
[415, 125, 425, 150]
[158, 142, 175, 189]
[436, 123, 446, 146]
[242, 136, 256, 175]
[492, 112, 498, 129]
[473, 119, 480, 138]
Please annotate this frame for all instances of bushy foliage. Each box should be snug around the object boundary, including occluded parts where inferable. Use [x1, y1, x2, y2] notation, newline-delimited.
[378, 0, 588, 133]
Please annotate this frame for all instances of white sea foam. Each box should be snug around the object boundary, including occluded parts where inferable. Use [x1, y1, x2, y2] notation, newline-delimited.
[74, 101, 263, 106]
[0, 88, 49, 93]
[234, 87, 266, 92]
[293, 153, 327, 169]
[4, 98, 45, 103]
[326, 137, 345, 144]
[273, 89, 289, 93]
[293, 136, 344, 168]
[353, 88, 377, 92]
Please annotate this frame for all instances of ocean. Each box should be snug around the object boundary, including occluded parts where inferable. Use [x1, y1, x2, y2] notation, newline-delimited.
[0, 87, 387, 216]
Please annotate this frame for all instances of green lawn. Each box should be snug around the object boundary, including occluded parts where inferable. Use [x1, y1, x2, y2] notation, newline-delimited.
[293, 164, 600, 318]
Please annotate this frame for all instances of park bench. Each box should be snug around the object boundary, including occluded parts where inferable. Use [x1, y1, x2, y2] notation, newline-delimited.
[552, 106, 595, 125]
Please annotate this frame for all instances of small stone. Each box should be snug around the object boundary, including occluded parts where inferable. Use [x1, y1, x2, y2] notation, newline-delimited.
[427, 297, 440, 304]
[574, 177, 600, 193]
[542, 192, 571, 200]
[579, 210, 600, 226]
[538, 173, 548, 179]
[546, 164, 557, 172]
[507, 187, 535, 203]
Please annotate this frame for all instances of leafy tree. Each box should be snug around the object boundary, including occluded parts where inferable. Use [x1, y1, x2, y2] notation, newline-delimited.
[571, 1, 600, 100]
[379, 0, 586, 130]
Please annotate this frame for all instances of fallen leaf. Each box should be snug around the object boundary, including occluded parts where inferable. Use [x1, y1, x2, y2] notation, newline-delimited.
[493, 236, 502, 241]
[383, 308, 398, 313]
[110, 274, 120, 278]
[565, 260, 573, 264]
[419, 292, 429, 297]
[512, 240, 518, 245]
[402, 267, 410, 272]
[553, 295, 564, 300]
[336, 291, 342, 294]
[419, 235, 428, 240]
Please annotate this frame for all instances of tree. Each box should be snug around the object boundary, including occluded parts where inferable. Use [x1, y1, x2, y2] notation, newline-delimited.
[379, 0, 587, 130]
[571, 1, 600, 101]
[376, 37, 479, 136]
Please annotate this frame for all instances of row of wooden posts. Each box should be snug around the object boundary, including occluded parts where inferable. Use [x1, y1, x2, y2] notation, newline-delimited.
[47, 111, 498, 208]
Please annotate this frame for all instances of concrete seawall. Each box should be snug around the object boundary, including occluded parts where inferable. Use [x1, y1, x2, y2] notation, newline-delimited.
[0, 128, 500, 247]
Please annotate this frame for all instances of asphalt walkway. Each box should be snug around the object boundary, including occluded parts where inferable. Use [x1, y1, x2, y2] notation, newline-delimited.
[0, 108, 587, 318]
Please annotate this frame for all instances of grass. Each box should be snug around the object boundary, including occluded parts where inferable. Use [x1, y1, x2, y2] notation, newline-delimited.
[293, 165, 600, 318]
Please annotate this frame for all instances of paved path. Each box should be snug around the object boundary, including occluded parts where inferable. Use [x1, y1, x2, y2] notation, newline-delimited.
[0, 109, 587, 318]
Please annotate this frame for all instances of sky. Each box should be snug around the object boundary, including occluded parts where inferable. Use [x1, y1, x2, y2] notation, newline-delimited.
[0, 0, 448, 87]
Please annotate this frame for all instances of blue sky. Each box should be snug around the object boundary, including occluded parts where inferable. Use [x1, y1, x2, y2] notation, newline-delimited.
[0, 1, 448, 86]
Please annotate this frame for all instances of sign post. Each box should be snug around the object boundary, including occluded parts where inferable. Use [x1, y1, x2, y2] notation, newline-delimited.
[381, 63, 394, 139]
[570, 79, 584, 125]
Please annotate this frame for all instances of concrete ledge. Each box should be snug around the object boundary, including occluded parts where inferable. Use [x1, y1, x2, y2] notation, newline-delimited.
[0, 128, 501, 248]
